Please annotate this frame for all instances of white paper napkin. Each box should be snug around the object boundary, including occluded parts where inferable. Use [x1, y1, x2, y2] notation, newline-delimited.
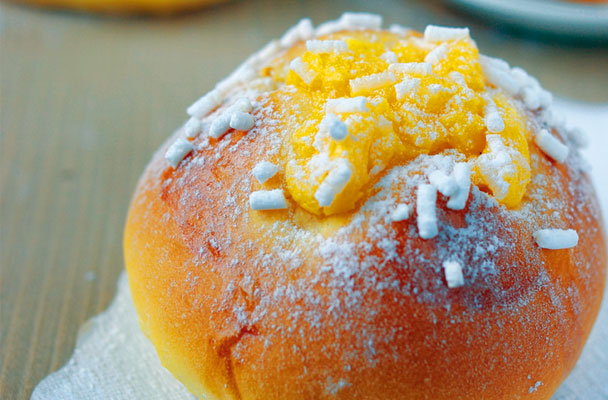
[32, 100, 608, 400]
[32, 272, 196, 400]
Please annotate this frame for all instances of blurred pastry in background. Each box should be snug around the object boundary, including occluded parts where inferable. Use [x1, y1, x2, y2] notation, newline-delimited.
[13, 0, 227, 14]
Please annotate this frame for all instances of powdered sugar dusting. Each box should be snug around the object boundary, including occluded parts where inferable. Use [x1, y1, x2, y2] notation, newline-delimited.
[129, 14, 604, 398]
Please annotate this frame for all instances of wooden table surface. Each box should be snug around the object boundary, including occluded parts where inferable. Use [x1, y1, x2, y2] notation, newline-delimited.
[1, 0, 607, 398]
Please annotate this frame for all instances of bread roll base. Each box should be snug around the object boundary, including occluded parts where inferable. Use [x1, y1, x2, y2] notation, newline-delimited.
[125, 109, 606, 398]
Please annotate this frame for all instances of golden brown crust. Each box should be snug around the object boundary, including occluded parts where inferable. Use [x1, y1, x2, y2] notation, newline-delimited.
[124, 93, 606, 399]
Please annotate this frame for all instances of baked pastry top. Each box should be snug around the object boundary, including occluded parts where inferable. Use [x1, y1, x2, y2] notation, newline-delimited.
[125, 13, 606, 400]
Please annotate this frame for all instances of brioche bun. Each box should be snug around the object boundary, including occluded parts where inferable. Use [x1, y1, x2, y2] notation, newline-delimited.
[124, 14, 606, 399]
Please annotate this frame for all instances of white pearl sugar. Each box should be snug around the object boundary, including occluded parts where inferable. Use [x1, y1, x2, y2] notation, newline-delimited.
[325, 97, 369, 114]
[390, 204, 411, 222]
[429, 170, 457, 197]
[249, 190, 287, 210]
[533, 229, 578, 249]
[535, 129, 569, 163]
[165, 138, 194, 168]
[230, 111, 255, 131]
[446, 162, 471, 210]
[424, 25, 470, 42]
[252, 161, 278, 184]
[443, 261, 465, 288]
[327, 115, 349, 141]
[315, 159, 353, 207]
[306, 39, 348, 54]
[417, 184, 438, 239]
[184, 117, 202, 138]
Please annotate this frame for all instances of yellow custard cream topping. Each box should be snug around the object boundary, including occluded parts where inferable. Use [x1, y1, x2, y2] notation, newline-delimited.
[266, 30, 531, 216]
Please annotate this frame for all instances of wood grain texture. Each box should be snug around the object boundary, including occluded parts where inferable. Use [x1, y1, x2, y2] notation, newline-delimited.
[1, 0, 607, 398]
